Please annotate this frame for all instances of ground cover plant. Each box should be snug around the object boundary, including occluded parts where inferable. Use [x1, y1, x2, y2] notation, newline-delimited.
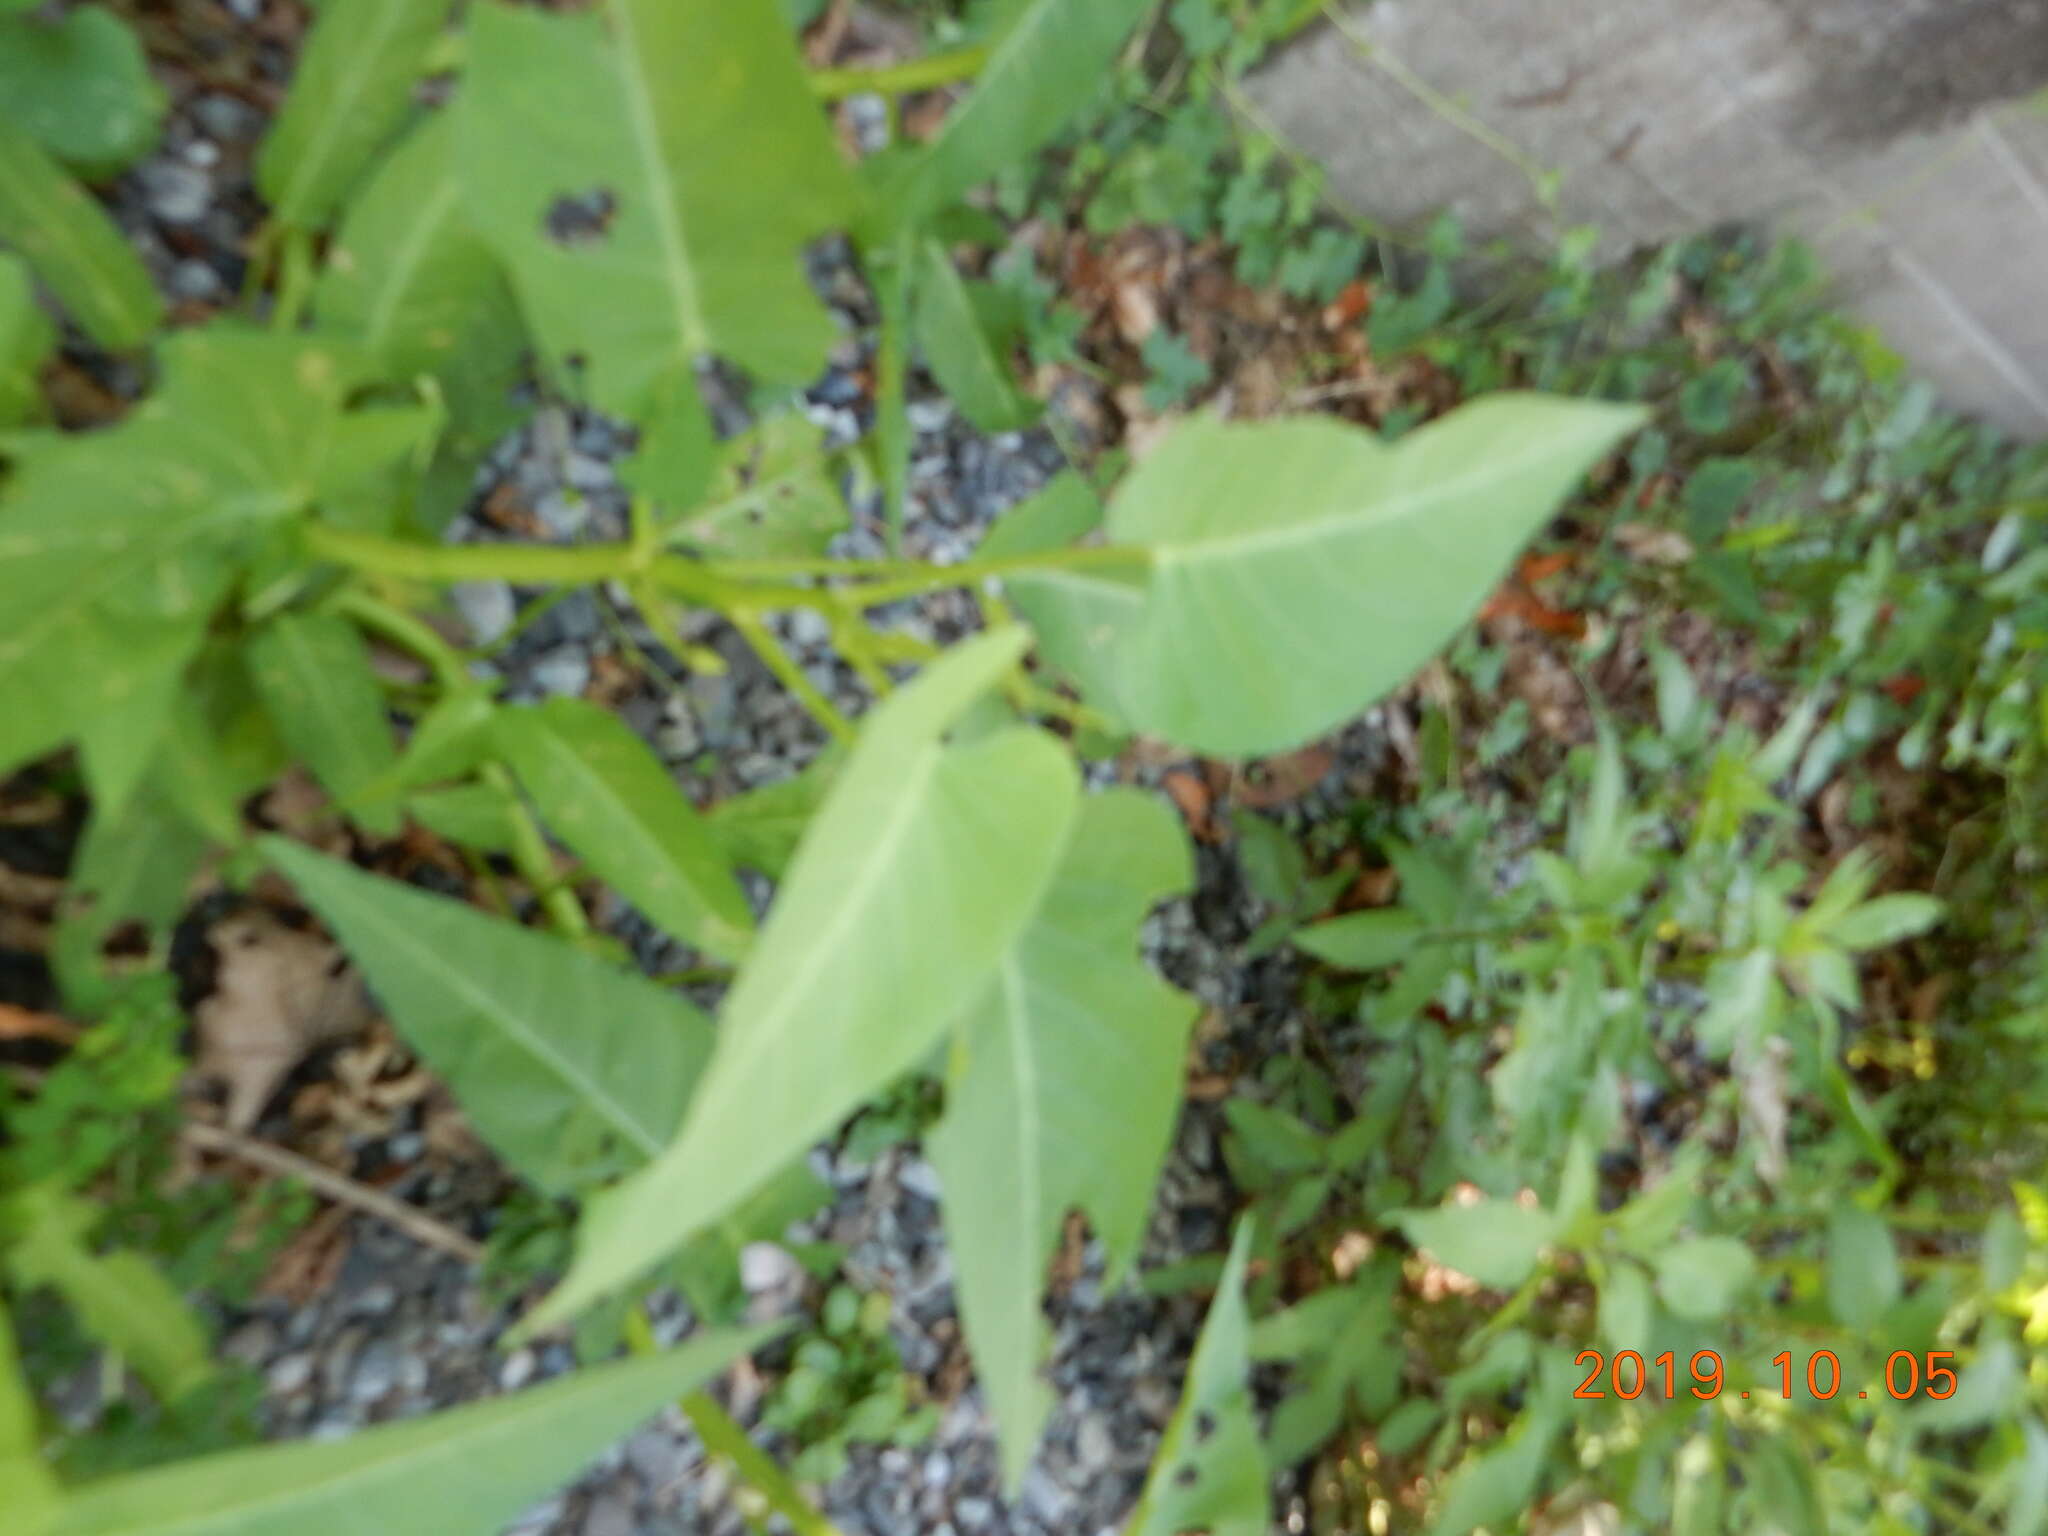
[2, 1, 2046, 1533]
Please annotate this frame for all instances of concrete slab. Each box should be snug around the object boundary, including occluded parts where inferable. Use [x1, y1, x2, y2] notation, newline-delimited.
[1246, 1, 2048, 433]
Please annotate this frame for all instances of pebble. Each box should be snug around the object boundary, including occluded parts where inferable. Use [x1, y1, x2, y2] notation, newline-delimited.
[500, 1349, 537, 1392]
[266, 1351, 313, 1396]
[579, 1493, 637, 1536]
[529, 649, 592, 698]
[139, 161, 211, 225]
[451, 581, 515, 646]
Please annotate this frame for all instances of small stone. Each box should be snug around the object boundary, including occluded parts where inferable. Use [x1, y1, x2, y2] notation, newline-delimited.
[1075, 1415, 1114, 1473]
[739, 1242, 800, 1296]
[955, 1497, 995, 1531]
[349, 1339, 400, 1405]
[563, 452, 615, 493]
[579, 1492, 636, 1536]
[896, 1158, 943, 1203]
[624, 1424, 691, 1490]
[535, 489, 591, 538]
[451, 581, 515, 645]
[499, 1348, 536, 1391]
[168, 259, 222, 301]
[221, 1320, 275, 1369]
[531, 649, 591, 698]
[140, 161, 211, 224]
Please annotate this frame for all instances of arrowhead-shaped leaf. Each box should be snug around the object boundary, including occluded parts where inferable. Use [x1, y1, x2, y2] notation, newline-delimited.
[1128, 1219, 1268, 1536]
[263, 839, 715, 1194]
[0, 114, 160, 348]
[0, 331, 388, 802]
[458, 0, 856, 406]
[256, 0, 460, 230]
[1009, 395, 1645, 757]
[312, 112, 527, 531]
[528, 628, 1080, 1328]
[495, 697, 754, 963]
[927, 788, 1197, 1488]
[873, 0, 1152, 233]
[38, 1323, 778, 1536]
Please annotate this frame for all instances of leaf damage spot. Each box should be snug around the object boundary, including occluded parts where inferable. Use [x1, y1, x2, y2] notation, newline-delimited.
[544, 188, 617, 248]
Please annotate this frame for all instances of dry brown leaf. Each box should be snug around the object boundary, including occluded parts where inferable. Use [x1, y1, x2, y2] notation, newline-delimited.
[0, 1003, 80, 1046]
[193, 907, 377, 1130]
[1613, 522, 1695, 566]
[1161, 768, 1219, 843]
[1235, 745, 1335, 809]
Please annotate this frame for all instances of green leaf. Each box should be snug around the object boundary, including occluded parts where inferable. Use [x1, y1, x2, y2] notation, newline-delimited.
[1430, 1410, 1556, 1536]
[705, 752, 843, 880]
[1010, 395, 1645, 757]
[928, 788, 1197, 1489]
[39, 1323, 779, 1536]
[665, 413, 847, 558]
[256, 0, 460, 229]
[915, 239, 1039, 433]
[0, 114, 161, 348]
[1824, 1207, 1901, 1331]
[0, 250, 53, 427]
[155, 643, 288, 845]
[528, 628, 1080, 1328]
[1829, 893, 1944, 951]
[404, 782, 521, 854]
[0, 8, 165, 173]
[1598, 1260, 1655, 1351]
[246, 613, 403, 836]
[1394, 1200, 1554, 1290]
[1294, 908, 1425, 970]
[51, 784, 208, 1018]
[3, 1184, 212, 1405]
[874, 0, 1151, 232]
[0, 331, 380, 799]
[977, 471, 1102, 560]
[458, 0, 856, 406]
[1127, 1219, 1267, 1536]
[495, 697, 754, 963]
[1654, 1236, 1756, 1321]
[312, 112, 527, 531]
[1, 1297, 58, 1522]
[262, 839, 715, 1195]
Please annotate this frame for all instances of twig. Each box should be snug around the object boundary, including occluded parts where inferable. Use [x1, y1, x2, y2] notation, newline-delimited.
[181, 1120, 483, 1266]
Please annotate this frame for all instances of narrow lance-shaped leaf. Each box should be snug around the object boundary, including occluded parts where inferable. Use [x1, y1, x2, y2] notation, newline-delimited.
[871, 0, 1153, 234]
[1, 1296, 59, 1522]
[256, 0, 460, 230]
[1127, 1219, 1268, 1536]
[927, 789, 1197, 1490]
[39, 1324, 780, 1536]
[527, 627, 1082, 1329]
[0, 114, 161, 349]
[246, 613, 403, 836]
[263, 839, 716, 1195]
[458, 0, 857, 408]
[0, 251, 54, 427]
[495, 698, 755, 964]
[914, 238, 1039, 434]
[1008, 395, 1646, 758]
[2, 1184, 212, 1405]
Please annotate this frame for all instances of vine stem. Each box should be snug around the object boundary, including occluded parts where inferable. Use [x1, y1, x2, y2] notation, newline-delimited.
[808, 44, 988, 102]
[323, 588, 589, 941]
[729, 609, 856, 743]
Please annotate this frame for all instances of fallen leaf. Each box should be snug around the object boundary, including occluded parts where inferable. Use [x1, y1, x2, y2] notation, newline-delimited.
[1322, 278, 1372, 330]
[1613, 522, 1695, 566]
[193, 907, 377, 1130]
[1161, 768, 1219, 842]
[0, 1004, 79, 1046]
[1234, 745, 1334, 808]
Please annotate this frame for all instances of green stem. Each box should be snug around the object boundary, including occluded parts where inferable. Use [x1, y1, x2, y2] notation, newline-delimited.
[844, 542, 1150, 608]
[730, 609, 856, 744]
[325, 588, 588, 941]
[809, 45, 988, 102]
[876, 234, 915, 556]
[622, 1307, 846, 1536]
